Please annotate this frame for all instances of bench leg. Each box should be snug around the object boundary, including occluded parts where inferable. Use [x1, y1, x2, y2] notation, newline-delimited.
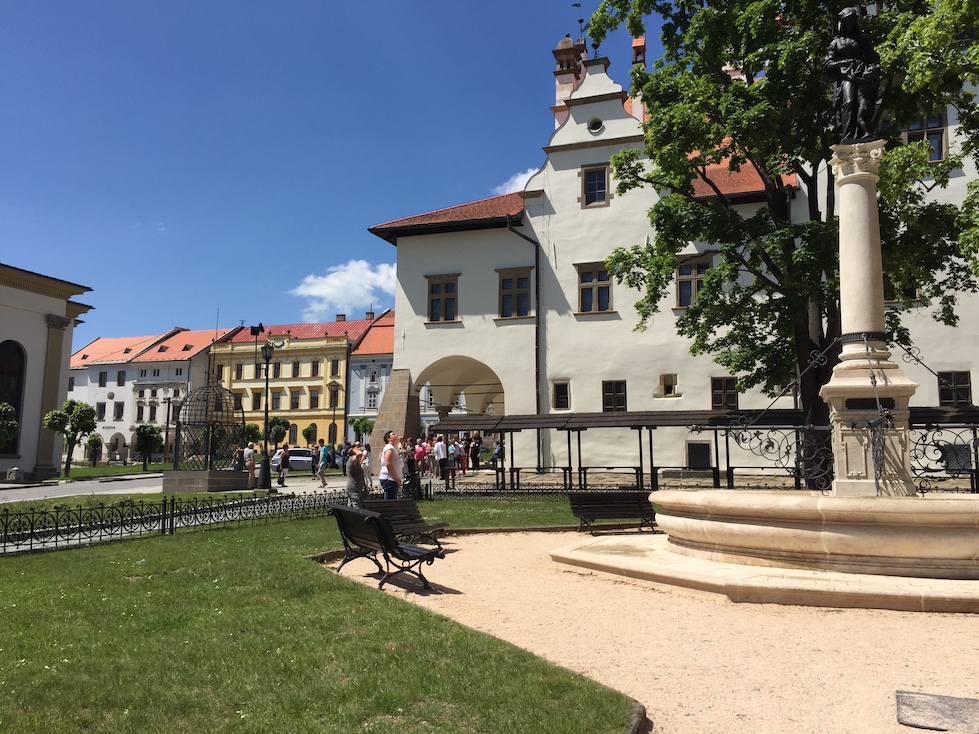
[377, 555, 434, 591]
[336, 547, 384, 577]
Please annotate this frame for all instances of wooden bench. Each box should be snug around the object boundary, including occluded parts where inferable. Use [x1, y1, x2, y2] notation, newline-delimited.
[362, 498, 449, 548]
[567, 491, 656, 533]
[328, 504, 445, 590]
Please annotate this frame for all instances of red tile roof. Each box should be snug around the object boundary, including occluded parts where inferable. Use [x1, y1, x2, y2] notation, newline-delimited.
[226, 319, 373, 344]
[130, 328, 240, 362]
[71, 333, 173, 368]
[368, 193, 524, 244]
[353, 309, 394, 356]
[690, 157, 796, 200]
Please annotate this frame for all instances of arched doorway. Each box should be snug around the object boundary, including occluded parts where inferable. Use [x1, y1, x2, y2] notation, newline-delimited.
[0, 340, 26, 455]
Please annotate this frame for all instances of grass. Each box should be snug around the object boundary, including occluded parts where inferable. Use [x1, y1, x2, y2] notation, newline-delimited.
[0, 515, 632, 733]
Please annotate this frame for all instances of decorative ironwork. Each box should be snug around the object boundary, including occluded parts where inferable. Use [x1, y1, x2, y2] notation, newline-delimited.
[174, 385, 245, 471]
[1, 491, 345, 555]
[910, 424, 979, 493]
[727, 420, 836, 491]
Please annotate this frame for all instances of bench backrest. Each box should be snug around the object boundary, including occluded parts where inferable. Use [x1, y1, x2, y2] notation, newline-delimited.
[363, 498, 425, 526]
[568, 492, 654, 511]
[329, 503, 401, 554]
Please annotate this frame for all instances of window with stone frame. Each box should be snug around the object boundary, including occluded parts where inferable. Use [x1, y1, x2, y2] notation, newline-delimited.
[98, 371, 107, 387]
[273, 362, 282, 378]
[905, 112, 946, 162]
[137, 405, 144, 422]
[289, 424, 298, 444]
[272, 391, 282, 410]
[553, 382, 571, 410]
[577, 263, 612, 313]
[149, 405, 157, 422]
[329, 384, 339, 409]
[658, 373, 679, 397]
[252, 392, 262, 411]
[290, 390, 300, 410]
[938, 371, 972, 407]
[96, 402, 106, 421]
[711, 377, 739, 410]
[427, 274, 459, 322]
[113, 402, 124, 421]
[677, 256, 711, 308]
[498, 267, 532, 318]
[235, 363, 243, 380]
[602, 380, 627, 412]
[310, 389, 320, 409]
[292, 361, 300, 378]
[580, 164, 611, 208]
[117, 370, 126, 386]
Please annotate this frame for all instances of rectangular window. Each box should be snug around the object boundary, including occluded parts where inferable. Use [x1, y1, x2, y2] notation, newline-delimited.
[367, 392, 377, 409]
[553, 382, 570, 410]
[234, 393, 244, 410]
[68, 376, 75, 392]
[659, 374, 679, 397]
[577, 263, 612, 313]
[175, 367, 183, 376]
[310, 389, 320, 409]
[602, 381, 627, 412]
[149, 405, 157, 422]
[427, 274, 459, 322]
[139, 369, 147, 378]
[677, 257, 710, 308]
[939, 371, 972, 407]
[273, 362, 282, 379]
[369, 368, 378, 384]
[216, 364, 224, 380]
[254, 363, 262, 379]
[137, 405, 144, 422]
[292, 361, 300, 378]
[290, 391, 300, 410]
[311, 360, 320, 377]
[150, 388, 158, 398]
[98, 371, 107, 387]
[152, 368, 160, 377]
[906, 112, 946, 162]
[499, 268, 532, 318]
[234, 363, 243, 380]
[138, 389, 145, 398]
[712, 377, 739, 410]
[288, 424, 298, 444]
[96, 402, 106, 421]
[252, 392, 262, 411]
[331, 359, 340, 377]
[581, 165, 610, 207]
[113, 402, 124, 421]
[272, 391, 282, 410]
[173, 388, 180, 398]
[329, 385, 339, 409]
[116, 370, 126, 386]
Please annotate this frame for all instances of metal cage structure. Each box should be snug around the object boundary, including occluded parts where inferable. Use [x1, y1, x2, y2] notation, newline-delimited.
[173, 385, 245, 471]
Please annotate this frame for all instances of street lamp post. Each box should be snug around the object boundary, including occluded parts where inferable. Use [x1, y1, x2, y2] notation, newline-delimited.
[259, 342, 275, 492]
[163, 396, 172, 465]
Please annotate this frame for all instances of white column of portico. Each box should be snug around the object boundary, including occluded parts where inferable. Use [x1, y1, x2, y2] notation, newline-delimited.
[820, 140, 918, 497]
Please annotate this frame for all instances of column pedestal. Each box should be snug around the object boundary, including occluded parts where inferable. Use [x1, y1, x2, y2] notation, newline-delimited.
[820, 141, 918, 497]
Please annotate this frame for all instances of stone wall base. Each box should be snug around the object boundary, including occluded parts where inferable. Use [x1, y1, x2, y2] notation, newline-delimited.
[163, 470, 249, 493]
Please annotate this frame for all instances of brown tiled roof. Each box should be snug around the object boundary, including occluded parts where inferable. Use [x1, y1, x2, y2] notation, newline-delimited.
[130, 327, 240, 362]
[368, 193, 524, 244]
[353, 309, 394, 356]
[227, 319, 373, 344]
[690, 160, 796, 201]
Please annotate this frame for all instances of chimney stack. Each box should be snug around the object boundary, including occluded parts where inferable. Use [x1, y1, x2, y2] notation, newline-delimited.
[336, 314, 345, 322]
[365, 311, 375, 320]
[552, 34, 586, 128]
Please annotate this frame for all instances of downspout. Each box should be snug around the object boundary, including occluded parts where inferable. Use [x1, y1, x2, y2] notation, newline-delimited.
[506, 214, 543, 470]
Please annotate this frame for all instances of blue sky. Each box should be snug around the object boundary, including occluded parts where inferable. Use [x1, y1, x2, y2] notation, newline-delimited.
[1, 1, 655, 349]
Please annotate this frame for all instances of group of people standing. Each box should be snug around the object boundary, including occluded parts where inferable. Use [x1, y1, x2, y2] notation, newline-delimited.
[403, 432, 484, 480]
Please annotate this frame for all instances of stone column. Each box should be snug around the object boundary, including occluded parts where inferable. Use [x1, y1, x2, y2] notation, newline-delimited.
[371, 369, 420, 445]
[820, 140, 918, 497]
[33, 314, 72, 480]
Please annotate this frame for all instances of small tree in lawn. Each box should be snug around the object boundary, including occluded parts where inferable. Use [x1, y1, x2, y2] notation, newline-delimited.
[301, 423, 317, 447]
[0, 402, 18, 449]
[244, 423, 262, 445]
[349, 416, 375, 443]
[134, 424, 164, 471]
[87, 433, 103, 468]
[266, 416, 290, 449]
[43, 399, 96, 478]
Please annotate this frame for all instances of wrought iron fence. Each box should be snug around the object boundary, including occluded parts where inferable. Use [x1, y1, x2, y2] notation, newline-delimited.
[910, 424, 979, 493]
[1, 490, 346, 555]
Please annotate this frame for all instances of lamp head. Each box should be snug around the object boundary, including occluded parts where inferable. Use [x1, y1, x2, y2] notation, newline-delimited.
[260, 342, 275, 362]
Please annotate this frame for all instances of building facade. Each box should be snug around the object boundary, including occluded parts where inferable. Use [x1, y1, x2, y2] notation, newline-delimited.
[0, 263, 92, 481]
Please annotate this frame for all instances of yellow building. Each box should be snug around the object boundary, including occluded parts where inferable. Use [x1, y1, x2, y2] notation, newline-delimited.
[210, 316, 374, 449]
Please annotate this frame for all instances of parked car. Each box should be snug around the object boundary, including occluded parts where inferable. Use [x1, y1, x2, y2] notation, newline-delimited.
[271, 447, 313, 473]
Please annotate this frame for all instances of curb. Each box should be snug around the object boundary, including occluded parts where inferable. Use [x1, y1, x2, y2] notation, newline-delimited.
[626, 699, 651, 734]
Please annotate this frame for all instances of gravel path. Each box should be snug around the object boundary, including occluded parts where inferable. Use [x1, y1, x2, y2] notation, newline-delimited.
[329, 531, 979, 733]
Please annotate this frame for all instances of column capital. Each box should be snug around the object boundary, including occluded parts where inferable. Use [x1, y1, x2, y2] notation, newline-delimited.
[830, 140, 885, 182]
[46, 314, 72, 330]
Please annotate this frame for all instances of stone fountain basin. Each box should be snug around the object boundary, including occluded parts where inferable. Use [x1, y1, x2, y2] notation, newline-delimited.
[653, 490, 979, 579]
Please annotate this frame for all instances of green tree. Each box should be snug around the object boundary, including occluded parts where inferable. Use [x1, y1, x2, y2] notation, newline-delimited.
[266, 416, 290, 448]
[0, 402, 18, 448]
[349, 417, 375, 442]
[134, 424, 164, 471]
[591, 0, 979, 425]
[43, 399, 97, 478]
[244, 423, 262, 445]
[301, 423, 317, 447]
[87, 432, 103, 468]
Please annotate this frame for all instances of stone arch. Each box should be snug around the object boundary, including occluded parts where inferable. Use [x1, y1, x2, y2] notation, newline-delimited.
[0, 340, 26, 455]
[107, 431, 128, 461]
[414, 356, 505, 419]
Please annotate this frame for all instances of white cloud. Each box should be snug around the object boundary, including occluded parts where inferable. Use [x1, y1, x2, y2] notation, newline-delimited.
[290, 259, 396, 322]
[492, 167, 538, 195]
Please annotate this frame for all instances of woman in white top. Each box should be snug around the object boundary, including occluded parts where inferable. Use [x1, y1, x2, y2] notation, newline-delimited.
[378, 430, 403, 500]
[362, 443, 373, 489]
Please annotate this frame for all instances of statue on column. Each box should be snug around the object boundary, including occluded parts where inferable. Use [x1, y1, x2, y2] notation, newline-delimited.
[824, 7, 881, 142]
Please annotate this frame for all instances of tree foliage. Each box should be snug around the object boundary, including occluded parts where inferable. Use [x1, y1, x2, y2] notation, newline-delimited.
[349, 417, 375, 442]
[0, 402, 18, 448]
[134, 424, 164, 471]
[43, 399, 97, 477]
[87, 433, 103, 468]
[301, 423, 317, 446]
[266, 416, 290, 447]
[591, 0, 979, 421]
[244, 423, 263, 445]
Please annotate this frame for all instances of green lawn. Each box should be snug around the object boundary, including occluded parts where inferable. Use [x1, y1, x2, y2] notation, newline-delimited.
[0, 509, 631, 733]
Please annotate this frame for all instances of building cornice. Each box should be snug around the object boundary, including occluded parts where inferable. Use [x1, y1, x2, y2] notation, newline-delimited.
[0, 263, 91, 301]
[543, 134, 644, 155]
